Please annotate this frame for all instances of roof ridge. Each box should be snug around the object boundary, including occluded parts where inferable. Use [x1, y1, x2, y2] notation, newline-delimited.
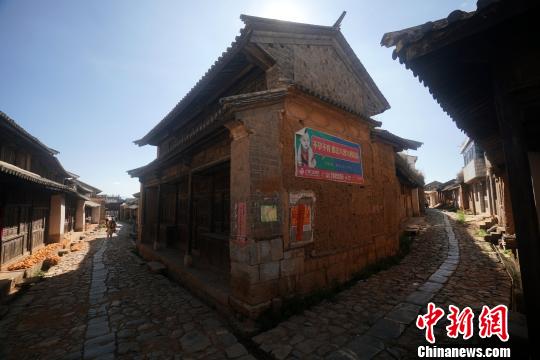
[0, 111, 59, 155]
[240, 14, 336, 30]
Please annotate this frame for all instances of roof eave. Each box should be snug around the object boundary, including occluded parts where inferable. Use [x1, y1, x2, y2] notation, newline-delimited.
[133, 27, 254, 147]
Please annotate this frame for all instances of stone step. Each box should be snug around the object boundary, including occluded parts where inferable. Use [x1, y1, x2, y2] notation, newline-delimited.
[147, 261, 166, 274]
[483, 232, 503, 244]
[58, 249, 70, 257]
[0, 270, 25, 303]
[0, 279, 11, 300]
[479, 221, 495, 230]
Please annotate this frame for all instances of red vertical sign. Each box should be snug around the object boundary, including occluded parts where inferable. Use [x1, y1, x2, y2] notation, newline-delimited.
[236, 202, 246, 241]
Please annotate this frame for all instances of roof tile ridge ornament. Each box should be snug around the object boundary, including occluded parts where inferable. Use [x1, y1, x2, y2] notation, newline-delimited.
[332, 11, 347, 30]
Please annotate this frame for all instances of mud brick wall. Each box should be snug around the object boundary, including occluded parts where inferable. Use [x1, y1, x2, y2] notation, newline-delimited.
[228, 94, 402, 317]
[228, 104, 288, 315]
[258, 41, 381, 116]
[279, 95, 400, 297]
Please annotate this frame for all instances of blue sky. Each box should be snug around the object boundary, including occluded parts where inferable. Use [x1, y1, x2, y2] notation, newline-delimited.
[0, 0, 475, 197]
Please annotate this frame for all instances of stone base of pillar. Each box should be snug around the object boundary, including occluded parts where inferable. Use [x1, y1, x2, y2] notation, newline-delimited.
[48, 234, 62, 244]
[184, 254, 192, 267]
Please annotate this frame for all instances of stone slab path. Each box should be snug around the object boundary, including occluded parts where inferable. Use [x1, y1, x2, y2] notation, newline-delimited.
[0, 225, 251, 360]
[251, 210, 511, 359]
[0, 210, 511, 359]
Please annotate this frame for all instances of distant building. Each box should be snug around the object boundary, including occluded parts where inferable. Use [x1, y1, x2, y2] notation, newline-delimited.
[459, 138, 512, 232]
[424, 181, 442, 208]
[96, 195, 123, 219]
[119, 195, 139, 224]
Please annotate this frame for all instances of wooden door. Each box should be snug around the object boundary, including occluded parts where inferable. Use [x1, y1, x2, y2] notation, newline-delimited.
[1, 205, 28, 265]
[30, 207, 47, 252]
[190, 163, 230, 272]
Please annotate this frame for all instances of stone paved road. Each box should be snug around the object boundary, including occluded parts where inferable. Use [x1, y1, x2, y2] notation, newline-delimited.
[0, 210, 512, 360]
[251, 210, 512, 359]
[0, 225, 251, 360]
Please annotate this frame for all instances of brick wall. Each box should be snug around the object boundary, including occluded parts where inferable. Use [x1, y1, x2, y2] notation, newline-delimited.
[228, 93, 402, 317]
[259, 42, 381, 116]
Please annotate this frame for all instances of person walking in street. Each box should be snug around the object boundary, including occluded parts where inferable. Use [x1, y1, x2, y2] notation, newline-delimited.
[107, 217, 117, 239]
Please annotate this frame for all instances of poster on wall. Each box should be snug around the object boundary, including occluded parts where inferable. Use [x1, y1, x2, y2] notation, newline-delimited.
[233, 202, 247, 243]
[289, 191, 315, 243]
[295, 127, 364, 184]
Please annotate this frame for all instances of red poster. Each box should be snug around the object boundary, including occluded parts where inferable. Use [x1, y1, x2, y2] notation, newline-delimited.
[236, 202, 246, 240]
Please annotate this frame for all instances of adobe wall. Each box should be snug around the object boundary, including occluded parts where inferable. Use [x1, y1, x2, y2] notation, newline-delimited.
[279, 95, 400, 292]
[228, 94, 401, 317]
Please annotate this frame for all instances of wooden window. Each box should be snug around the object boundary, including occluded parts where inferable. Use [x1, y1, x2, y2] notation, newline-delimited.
[1, 146, 16, 165]
[15, 152, 27, 169]
[1, 206, 19, 239]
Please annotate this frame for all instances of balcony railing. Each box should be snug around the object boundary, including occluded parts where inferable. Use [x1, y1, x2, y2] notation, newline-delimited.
[463, 158, 486, 183]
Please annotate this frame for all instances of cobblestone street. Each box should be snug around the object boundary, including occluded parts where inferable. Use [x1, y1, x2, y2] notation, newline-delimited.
[0, 225, 251, 360]
[0, 210, 512, 359]
[251, 210, 512, 359]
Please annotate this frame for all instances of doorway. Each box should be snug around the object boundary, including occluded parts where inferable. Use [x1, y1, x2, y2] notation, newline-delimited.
[191, 162, 230, 273]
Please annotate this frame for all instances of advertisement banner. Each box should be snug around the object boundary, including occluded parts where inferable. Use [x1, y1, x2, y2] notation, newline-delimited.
[295, 127, 364, 184]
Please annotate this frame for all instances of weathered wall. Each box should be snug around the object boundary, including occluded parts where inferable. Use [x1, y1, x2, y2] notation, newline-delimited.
[281, 95, 400, 272]
[227, 103, 285, 315]
[257, 41, 382, 116]
[228, 93, 401, 316]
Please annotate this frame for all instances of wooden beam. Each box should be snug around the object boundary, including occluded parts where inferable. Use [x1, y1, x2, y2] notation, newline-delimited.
[155, 184, 161, 250]
[242, 43, 276, 70]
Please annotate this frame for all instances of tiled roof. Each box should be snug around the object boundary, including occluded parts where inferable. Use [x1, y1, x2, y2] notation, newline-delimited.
[372, 129, 422, 151]
[241, 14, 390, 115]
[0, 160, 71, 192]
[395, 153, 424, 187]
[85, 200, 101, 208]
[128, 86, 385, 178]
[0, 111, 59, 156]
[73, 178, 102, 194]
[0, 111, 73, 178]
[135, 14, 390, 146]
[380, 0, 502, 62]
[424, 181, 443, 191]
[134, 28, 251, 146]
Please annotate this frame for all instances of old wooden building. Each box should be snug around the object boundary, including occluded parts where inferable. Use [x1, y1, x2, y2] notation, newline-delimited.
[382, 0, 539, 346]
[130, 15, 422, 317]
[458, 138, 514, 233]
[0, 111, 98, 269]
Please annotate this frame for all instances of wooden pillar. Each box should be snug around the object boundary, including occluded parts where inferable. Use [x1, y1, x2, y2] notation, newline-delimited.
[174, 183, 179, 226]
[48, 193, 65, 243]
[490, 175, 499, 217]
[184, 172, 193, 266]
[495, 77, 540, 350]
[74, 199, 85, 232]
[137, 183, 144, 246]
[154, 184, 161, 250]
[470, 184, 477, 215]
